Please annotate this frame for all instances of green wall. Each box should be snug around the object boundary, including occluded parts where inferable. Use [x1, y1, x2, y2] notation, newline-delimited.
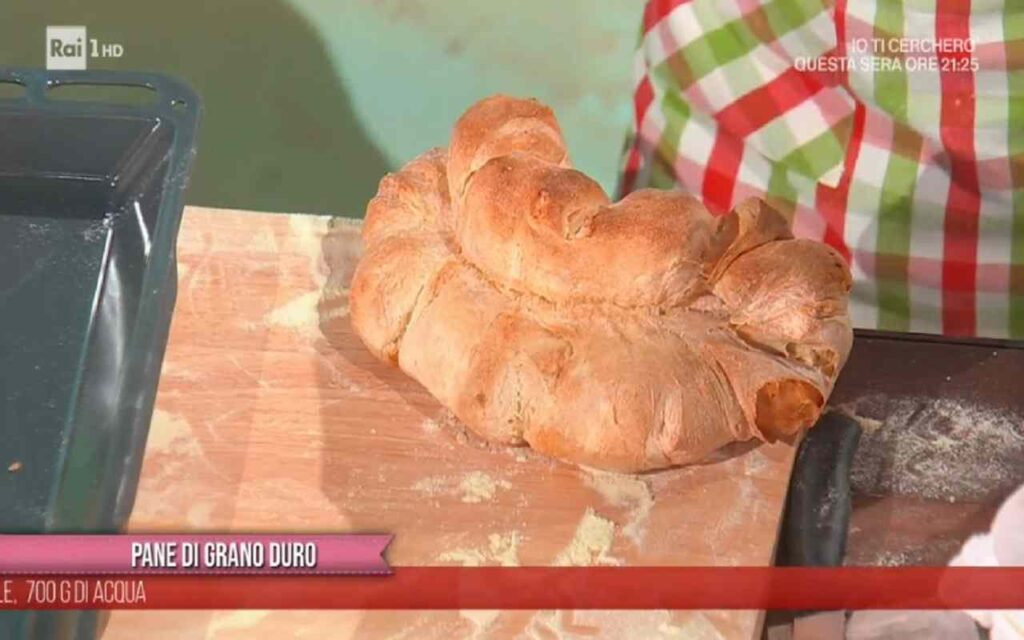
[1, 1, 638, 217]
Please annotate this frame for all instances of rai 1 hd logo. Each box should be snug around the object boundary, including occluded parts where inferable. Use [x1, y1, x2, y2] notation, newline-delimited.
[46, 26, 124, 70]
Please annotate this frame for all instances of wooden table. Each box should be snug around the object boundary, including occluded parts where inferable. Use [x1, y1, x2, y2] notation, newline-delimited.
[101, 207, 802, 640]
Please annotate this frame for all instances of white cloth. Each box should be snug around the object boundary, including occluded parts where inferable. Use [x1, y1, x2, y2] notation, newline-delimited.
[948, 484, 1024, 639]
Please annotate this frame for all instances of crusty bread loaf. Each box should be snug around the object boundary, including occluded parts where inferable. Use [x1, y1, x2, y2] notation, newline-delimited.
[346, 95, 853, 472]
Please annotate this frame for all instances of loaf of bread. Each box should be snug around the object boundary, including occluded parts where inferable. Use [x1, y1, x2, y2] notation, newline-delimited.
[346, 95, 853, 472]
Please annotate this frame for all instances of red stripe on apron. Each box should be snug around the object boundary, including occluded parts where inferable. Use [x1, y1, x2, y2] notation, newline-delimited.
[620, 148, 643, 198]
[715, 67, 824, 138]
[643, 0, 690, 35]
[620, 77, 657, 197]
[635, 75, 655, 128]
[936, 0, 980, 336]
[815, 103, 866, 264]
[702, 129, 743, 214]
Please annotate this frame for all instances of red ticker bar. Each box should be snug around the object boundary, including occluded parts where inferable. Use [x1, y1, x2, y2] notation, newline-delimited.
[1, 568, 1023, 610]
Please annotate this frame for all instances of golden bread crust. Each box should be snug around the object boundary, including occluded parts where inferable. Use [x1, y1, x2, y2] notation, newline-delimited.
[344, 96, 853, 472]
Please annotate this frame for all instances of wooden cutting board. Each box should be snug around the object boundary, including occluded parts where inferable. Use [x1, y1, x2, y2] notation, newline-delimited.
[102, 206, 800, 640]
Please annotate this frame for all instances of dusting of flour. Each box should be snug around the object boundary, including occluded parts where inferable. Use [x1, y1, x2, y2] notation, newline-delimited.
[554, 509, 619, 566]
[459, 471, 511, 503]
[438, 532, 521, 567]
[147, 409, 196, 453]
[523, 611, 722, 639]
[265, 291, 320, 332]
[459, 609, 500, 639]
[582, 467, 653, 547]
[412, 472, 511, 504]
[846, 395, 1024, 502]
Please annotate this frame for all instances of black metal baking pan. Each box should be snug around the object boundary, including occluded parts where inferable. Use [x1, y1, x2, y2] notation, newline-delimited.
[779, 328, 1024, 568]
[0, 68, 200, 639]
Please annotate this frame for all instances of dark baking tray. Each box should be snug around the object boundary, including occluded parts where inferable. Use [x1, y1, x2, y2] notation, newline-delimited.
[0, 68, 200, 639]
[779, 329, 1024, 567]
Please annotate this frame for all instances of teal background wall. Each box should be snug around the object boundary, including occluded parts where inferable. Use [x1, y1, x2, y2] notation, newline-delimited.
[1, 1, 639, 217]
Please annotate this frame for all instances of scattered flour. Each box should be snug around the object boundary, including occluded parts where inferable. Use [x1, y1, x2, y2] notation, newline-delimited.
[658, 622, 688, 639]
[553, 611, 722, 640]
[160, 359, 201, 382]
[254, 216, 349, 335]
[833, 405, 884, 433]
[459, 471, 511, 503]
[319, 286, 351, 322]
[554, 508, 618, 566]
[412, 472, 511, 504]
[847, 395, 1024, 502]
[522, 611, 722, 639]
[411, 476, 446, 495]
[438, 532, 521, 567]
[147, 410, 201, 456]
[659, 613, 724, 639]
[486, 532, 522, 567]
[742, 447, 770, 475]
[265, 291, 320, 333]
[418, 409, 485, 449]
[437, 548, 488, 567]
[262, 290, 347, 334]
[525, 610, 566, 640]
[288, 215, 329, 278]
[582, 468, 653, 546]
[460, 610, 500, 640]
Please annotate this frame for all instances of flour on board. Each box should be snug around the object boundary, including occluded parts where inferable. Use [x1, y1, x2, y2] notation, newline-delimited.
[287, 215, 329, 283]
[582, 468, 653, 547]
[565, 611, 724, 640]
[554, 508, 618, 566]
[438, 531, 521, 567]
[265, 292, 320, 333]
[412, 472, 511, 504]
[459, 471, 512, 503]
[459, 609, 500, 640]
[147, 410, 202, 457]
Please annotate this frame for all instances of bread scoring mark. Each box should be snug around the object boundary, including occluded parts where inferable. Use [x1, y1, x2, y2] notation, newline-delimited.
[729, 322, 789, 357]
[446, 198, 734, 314]
[390, 257, 458, 360]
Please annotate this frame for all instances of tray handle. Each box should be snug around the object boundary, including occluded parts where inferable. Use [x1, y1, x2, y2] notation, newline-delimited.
[0, 67, 199, 123]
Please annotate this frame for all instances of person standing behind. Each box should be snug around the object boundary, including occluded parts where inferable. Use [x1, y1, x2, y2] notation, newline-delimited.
[620, 0, 1023, 339]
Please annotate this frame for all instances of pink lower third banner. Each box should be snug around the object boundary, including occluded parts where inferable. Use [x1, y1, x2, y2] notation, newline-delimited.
[0, 535, 392, 574]
[2, 568, 1024, 610]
